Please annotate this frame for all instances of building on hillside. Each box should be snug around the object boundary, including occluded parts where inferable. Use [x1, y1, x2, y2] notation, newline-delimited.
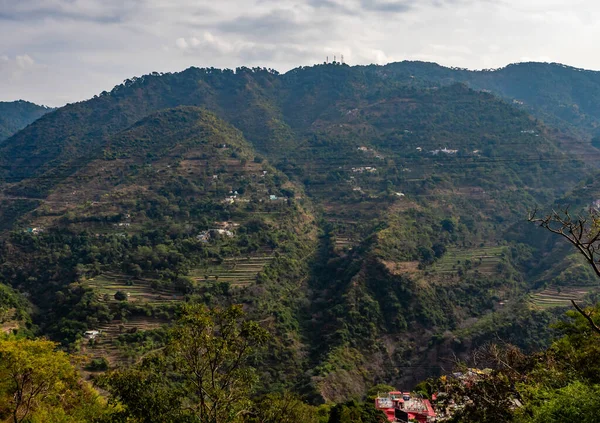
[84, 330, 100, 340]
[431, 148, 458, 155]
[196, 231, 210, 243]
[375, 391, 436, 423]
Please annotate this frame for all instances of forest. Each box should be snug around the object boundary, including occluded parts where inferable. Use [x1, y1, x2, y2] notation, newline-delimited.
[2, 61, 600, 421]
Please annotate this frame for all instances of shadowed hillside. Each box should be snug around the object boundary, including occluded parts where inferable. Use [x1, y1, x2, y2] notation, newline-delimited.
[0, 100, 52, 141]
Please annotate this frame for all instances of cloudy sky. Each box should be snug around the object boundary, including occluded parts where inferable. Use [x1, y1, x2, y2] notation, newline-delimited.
[0, 0, 598, 106]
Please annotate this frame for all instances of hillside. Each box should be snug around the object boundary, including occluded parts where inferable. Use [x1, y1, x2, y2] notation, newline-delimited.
[376, 61, 600, 145]
[0, 100, 52, 141]
[0, 106, 317, 388]
[0, 64, 594, 400]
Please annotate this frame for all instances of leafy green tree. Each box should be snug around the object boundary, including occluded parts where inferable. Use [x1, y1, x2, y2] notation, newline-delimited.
[246, 392, 319, 423]
[327, 400, 387, 423]
[0, 337, 105, 423]
[365, 384, 396, 402]
[101, 304, 270, 423]
[114, 291, 128, 301]
[519, 381, 600, 423]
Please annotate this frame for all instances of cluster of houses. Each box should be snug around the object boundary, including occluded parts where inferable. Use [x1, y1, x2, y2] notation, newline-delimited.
[197, 229, 235, 243]
[223, 190, 240, 204]
[431, 148, 458, 155]
[375, 391, 436, 423]
[357, 146, 385, 160]
[352, 166, 377, 173]
[112, 214, 132, 228]
[197, 222, 238, 243]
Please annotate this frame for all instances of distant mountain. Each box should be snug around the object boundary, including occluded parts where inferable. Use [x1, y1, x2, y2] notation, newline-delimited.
[0, 64, 594, 400]
[0, 100, 52, 141]
[375, 61, 600, 142]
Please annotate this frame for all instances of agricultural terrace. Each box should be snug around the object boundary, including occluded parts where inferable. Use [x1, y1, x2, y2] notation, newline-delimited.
[431, 246, 506, 276]
[530, 286, 599, 309]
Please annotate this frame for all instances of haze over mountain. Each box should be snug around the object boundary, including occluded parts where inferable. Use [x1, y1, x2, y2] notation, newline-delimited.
[0, 100, 52, 141]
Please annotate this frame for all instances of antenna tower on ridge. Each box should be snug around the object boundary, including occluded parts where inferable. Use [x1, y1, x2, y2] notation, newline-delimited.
[341, 54, 344, 64]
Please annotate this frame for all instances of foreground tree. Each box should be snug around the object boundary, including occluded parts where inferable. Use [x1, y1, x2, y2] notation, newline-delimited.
[100, 304, 270, 423]
[0, 337, 105, 423]
[246, 392, 320, 423]
[529, 207, 600, 332]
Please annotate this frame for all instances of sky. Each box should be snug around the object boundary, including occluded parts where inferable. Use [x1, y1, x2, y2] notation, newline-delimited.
[0, 0, 599, 107]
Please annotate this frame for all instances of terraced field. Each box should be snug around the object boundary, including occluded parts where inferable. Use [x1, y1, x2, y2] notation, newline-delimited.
[530, 286, 598, 309]
[82, 316, 168, 367]
[431, 246, 506, 275]
[189, 253, 274, 288]
[85, 272, 183, 304]
[334, 236, 355, 251]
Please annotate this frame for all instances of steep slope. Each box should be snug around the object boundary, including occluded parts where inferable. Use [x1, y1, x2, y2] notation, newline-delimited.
[0, 107, 317, 388]
[0, 100, 52, 140]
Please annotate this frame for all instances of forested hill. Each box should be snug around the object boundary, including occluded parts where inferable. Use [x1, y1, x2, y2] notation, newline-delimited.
[0, 63, 597, 401]
[375, 61, 600, 141]
[0, 100, 52, 141]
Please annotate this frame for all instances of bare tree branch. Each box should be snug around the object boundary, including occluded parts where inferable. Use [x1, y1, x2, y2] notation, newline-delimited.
[570, 299, 600, 335]
[530, 207, 600, 333]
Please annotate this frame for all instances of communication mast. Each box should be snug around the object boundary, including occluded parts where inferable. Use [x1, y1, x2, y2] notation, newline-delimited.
[341, 54, 344, 64]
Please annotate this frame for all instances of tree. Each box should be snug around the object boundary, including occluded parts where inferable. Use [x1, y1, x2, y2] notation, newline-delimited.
[114, 291, 128, 301]
[101, 304, 270, 423]
[327, 400, 387, 423]
[529, 207, 600, 333]
[366, 384, 397, 401]
[0, 337, 103, 423]
[524, 381, 600, 423]
[247, 392, 319, 423]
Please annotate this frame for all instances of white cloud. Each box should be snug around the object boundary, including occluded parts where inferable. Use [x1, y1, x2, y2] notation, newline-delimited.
[175, 37, 189, 50]
[0, 54, 42, 79]
[15, 54, 35, 69]
[1, 0, 600, 106]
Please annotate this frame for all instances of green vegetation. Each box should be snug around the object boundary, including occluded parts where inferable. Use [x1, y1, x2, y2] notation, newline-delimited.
[379, 61, 600, 142]
[1, 62, 600, 407]
[0, 101, 51, 141]
[0, 337, 107, 422]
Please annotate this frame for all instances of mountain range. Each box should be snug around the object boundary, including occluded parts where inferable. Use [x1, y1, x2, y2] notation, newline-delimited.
[1, 61, 600, 400]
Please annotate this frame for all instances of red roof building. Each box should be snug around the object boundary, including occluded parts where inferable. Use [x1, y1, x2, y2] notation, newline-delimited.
[375, 391, 436, 423]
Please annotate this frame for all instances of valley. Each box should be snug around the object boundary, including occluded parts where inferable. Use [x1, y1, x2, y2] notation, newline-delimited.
[1, 62, 600, 407]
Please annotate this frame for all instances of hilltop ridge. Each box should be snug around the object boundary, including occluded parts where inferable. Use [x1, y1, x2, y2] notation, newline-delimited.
[0, 100, 52, 141]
